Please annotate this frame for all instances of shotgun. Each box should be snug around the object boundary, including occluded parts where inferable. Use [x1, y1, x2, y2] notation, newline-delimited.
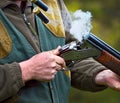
[59, 33, 120, 75]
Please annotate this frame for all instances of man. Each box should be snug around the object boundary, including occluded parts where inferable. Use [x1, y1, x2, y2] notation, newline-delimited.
[0, 0, 120, 103]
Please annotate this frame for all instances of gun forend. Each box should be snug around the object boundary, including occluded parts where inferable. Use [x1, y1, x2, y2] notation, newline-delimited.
[83, 33, 120, 75]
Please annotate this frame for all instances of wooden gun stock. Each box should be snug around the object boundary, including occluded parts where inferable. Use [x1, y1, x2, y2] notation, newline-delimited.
[96, 50, 120, 75]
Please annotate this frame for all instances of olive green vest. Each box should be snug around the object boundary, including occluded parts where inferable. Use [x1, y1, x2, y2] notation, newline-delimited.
[0, 8, 70, 103]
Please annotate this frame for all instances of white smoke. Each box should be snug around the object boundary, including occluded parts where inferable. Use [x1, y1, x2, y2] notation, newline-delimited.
[70, 10, 93, 42]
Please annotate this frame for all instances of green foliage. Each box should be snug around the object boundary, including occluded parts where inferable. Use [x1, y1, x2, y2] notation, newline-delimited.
[69, 87, 120, 103]
[64, 0, 120, 103]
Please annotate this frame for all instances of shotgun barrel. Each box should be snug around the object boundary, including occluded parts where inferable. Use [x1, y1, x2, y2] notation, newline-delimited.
[83, 33, 120, 59]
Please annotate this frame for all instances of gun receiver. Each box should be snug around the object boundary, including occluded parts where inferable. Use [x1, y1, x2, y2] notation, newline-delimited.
[60, 33, 120, 75]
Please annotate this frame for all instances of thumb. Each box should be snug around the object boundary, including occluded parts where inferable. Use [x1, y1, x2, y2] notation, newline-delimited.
[51, 46, 61, 55]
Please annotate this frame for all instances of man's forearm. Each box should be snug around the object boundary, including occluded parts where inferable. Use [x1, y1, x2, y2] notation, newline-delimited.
[71, 58, 107, 92]
[0, 62, 24, 102]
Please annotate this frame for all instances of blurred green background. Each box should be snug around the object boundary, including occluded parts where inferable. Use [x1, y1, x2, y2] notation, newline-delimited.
[64, 0, 120, 103]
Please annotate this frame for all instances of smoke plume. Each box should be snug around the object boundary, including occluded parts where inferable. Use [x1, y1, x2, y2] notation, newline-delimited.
[70, 10, 93, 42]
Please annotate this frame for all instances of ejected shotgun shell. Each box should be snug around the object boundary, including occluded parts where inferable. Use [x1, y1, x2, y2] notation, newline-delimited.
[31, 0, 48, 11]
[33, 7, 49, 23]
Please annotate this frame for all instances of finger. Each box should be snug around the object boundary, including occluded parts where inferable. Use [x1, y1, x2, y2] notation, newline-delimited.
[55, 55, 66, 67]
[56, 62, 67, 70]
[56, 61, 66, 69]
[50, 46, 61, 55]
[61, 67, 67, 71]
[51, 69, 57, 75]
[54, 63, 63, 71]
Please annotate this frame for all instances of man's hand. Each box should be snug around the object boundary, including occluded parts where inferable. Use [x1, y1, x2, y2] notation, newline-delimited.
[95, 69, 120, 91]
[19, 46, 66, 83]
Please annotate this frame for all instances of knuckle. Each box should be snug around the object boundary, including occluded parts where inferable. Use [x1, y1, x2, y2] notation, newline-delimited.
[51, 75, 55, 79]
[49, 54, 55, 60]
[46, 75, 55, 81]
[51, 63, 56, 68]
[114, 85, 120, 89]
